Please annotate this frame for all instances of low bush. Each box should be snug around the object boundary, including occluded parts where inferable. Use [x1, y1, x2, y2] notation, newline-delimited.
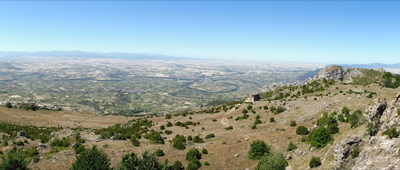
[309, 157, 321, 168]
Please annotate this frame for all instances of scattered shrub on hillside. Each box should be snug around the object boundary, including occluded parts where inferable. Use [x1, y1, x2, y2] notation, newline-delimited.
[71, 145, 111, 170]
[205, 133, 215, 139]
[367, 122, 381, 136]
[242, 109, 248, 114]
[130, 137, 140, 147]
[193, 135, 204, 143]
[186, 148, 202, 162]
[166, 122, 173, 127]
[254, 119, 262, 125]
[308, 127, 333, 148]
[204, 161, 210, 166]
[212, 119, 217, 122]
[383, 127, 400, 139]
[255, 115, 261, 119]
[255, 151, 288, 170]
[247, 105, 253, 110]
[309, 157, 321, 168]
[251, 125, 257, 129]
[342, 107, 350, 115]
[317, 112, 339, 134]
[263, 106, 269, 110]
[290, 121, 297, 127]
[287, 142, 298, 151]
[171, 160, 184, 170]
[165, 114, 172, 119]
[225, 126, 233, 130]
[187, 135, 193, 141]
[73, 143, 86, 154]
[0, 152, 30, 170]
[119, 151, 168, 170]
[172, 134, 186, 150]
[155, 149, 165, 157]
[338, 114, 345, 122]
[274, 106, 286, 115]
[202, 149, 208, 154]
[164, 130, 172, 135]
[160, 125, 165, 130]
[348, 110, 365, 128]
[352, 147, 360, 158]
[144, 131, 164, 144]
[296, 126, 309, 135]
[248, 140, 270, 160]
[270, 117, 275, 123]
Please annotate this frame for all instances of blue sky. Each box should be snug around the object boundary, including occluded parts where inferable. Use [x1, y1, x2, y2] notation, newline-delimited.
[0, 1, 399, 64]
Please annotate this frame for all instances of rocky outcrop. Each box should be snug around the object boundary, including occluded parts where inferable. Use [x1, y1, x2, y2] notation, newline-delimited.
[334, 135, 362, 169]
[353, 136, 400, 170]
[367, 96, 388, 121]
[313, 66, 370, 83]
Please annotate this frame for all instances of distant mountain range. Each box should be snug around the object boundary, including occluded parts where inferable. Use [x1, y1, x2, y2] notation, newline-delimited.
[0, 51, 190, 60]
[334, 63, 400, 69]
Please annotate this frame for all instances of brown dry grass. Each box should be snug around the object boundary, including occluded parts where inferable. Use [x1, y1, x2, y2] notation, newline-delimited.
[1, 82, 399, 170]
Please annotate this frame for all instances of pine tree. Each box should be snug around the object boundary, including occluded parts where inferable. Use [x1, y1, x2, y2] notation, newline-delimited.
[71, 145, 111, 170]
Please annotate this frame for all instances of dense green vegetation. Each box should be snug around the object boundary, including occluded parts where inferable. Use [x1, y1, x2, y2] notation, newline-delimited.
[309, 157, 322, 168]
[96, 118, 152, 140]
[255, 151, 288, 170]
[171, 134, 186, 150]
[383, 127, 400, 139]
[0, 152, 30, 170]
[0, 122, 61, 143]
[308, 126, 333, 148]
[248, 140, 270, 160]
[71, 145, 112, 170]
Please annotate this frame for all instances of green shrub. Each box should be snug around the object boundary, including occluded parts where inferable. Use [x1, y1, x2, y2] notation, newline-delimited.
[251, 125, 257, 129]
[0, 152, 30, 170]
[24, 146, 39, 157]
[309, 157, 321, 168]
[71, 145, 111, 170]
[186, 149, 202, 162]
[205, 133, 215, 139]
[308, 127, 333, 148]
[248, 140, 270, 160]
[255, 115, 261, 119]
[32, 156, 40, 163]
[342, 107, 350, 115]
[296, 126, 309, 135]
[383, 127, 399, 139]
[287, 142, 297, 151]
[73, 143, 86, 154]
[348, 110, 364, 128]
[225, 126, 233, 130]
[130, 137, 140, 146]
[160, 125, 165, 130]
[202, 149, 208, 154]
[204, 161, 210, 166]
[144, 131, 164, 144]
[367, 122, 381, 136]
[264, 106, 269, 110]
[164, 130, 172, 135]
[187, 135, 193, 141]
[119, 151, 168, 170]
[247, 105, 253, 110]
[270, 117, 275, 123]
[254, 119, 262, 125]
[212, 119, 217, 122]
[352, 147, 360, 158]
[166, 122, 173, 127]
[165, 114, 172, 119]
[172, 134, 186, 150]
[242, 109, 248, 114]
[255, 151, 288, 170]
[155, 149, 165, 157]
[274, 106, 286, 115]
[338, 114, 345, 122]
[193, 135, 204, 143]
[290, 121, 297, 127]
[171, 160, 184, 170]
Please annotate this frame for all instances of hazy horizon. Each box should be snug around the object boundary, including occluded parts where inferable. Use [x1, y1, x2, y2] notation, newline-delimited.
[1, 1, 399, 64]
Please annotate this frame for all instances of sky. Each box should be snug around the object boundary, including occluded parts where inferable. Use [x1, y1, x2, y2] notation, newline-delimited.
[0, 1, 399, 64]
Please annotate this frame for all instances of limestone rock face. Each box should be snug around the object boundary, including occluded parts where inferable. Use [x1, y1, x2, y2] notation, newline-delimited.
[334, 135, 362, 169]
[352, 136, 400, 170]
[313, 66, 366, 83]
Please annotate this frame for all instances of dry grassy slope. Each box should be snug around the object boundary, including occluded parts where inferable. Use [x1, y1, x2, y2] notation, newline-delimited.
[1, 82, 399, 170]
